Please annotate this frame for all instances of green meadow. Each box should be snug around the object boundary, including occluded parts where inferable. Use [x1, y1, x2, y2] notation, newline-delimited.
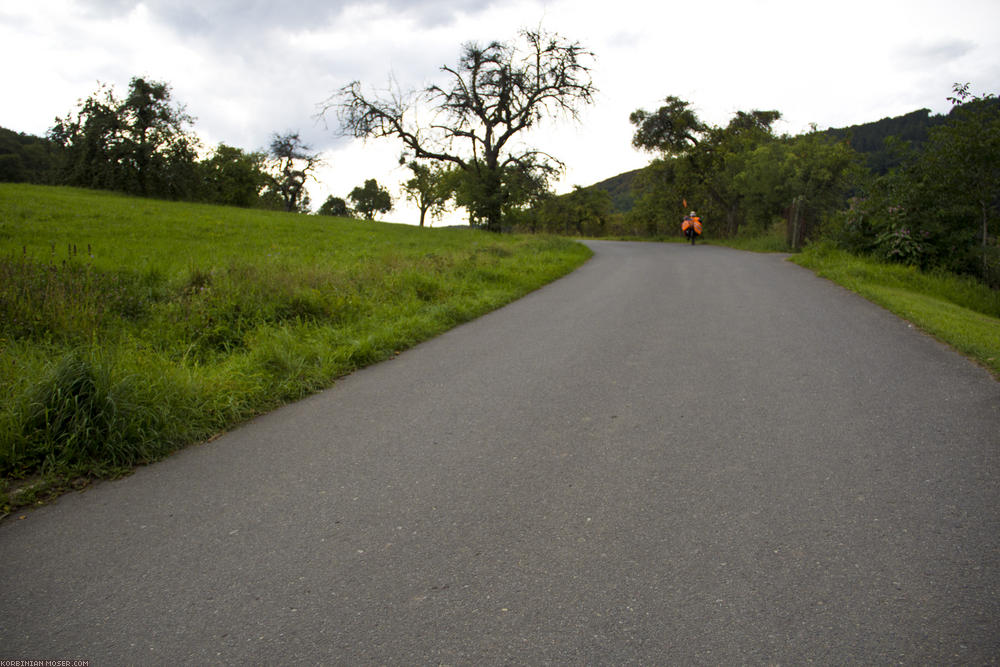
[0, 184, 591, 510]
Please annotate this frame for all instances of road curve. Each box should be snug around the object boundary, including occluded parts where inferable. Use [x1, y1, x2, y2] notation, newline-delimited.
[2, 241, 998, 664]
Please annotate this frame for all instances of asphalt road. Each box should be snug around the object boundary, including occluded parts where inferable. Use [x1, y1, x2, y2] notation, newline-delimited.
[2, 241, 998, 665]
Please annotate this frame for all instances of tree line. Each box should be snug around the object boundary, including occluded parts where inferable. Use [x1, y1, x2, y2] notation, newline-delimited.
[617, 87, 998, 286]
[0, 77, 399, 220]
[2, 28, 597, 230]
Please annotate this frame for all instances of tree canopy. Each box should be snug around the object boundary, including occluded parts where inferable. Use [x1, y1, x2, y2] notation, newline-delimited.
[630, 97, 784, 237]
[401, 161, 450, 227]
[317, 195, 351, 217]
[199, 143, 269, 208]
[349, 178, 393, 220]
[0, 128, 60, 184]
[837, 84, 1000, 282]
[49, 77, 200, 199]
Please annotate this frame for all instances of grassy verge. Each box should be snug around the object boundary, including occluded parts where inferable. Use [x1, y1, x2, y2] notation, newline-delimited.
[707, 223, 792, 253]
[791, 243, 1000, 378]
[0, 184, 592, 513]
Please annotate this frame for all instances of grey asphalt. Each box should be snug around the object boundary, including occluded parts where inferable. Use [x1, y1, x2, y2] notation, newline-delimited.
[2, 241, 998, 665]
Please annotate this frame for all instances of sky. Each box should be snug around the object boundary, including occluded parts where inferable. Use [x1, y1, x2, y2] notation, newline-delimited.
[2, 0, 999, 226]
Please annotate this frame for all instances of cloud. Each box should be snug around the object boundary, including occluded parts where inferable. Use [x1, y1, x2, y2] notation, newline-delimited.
[82, 0, 502, 37]
[895, 39, 976, 67]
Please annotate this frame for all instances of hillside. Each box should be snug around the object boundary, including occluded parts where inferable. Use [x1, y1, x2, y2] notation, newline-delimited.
[586, 168, 642, 214]
[820, 108, 946, 173]
[0, 126, 60, 183]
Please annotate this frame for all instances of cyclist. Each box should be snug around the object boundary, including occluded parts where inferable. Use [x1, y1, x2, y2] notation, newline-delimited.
[681, 211, 703, 244]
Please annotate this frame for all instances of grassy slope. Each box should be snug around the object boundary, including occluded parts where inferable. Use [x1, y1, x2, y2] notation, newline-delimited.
[0, 184, 591, 510]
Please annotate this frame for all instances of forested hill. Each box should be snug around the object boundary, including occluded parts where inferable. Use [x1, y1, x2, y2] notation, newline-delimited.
[586, 168, 642, 213]
[820, 108, 947, 174]
[0, 127, 60, 183]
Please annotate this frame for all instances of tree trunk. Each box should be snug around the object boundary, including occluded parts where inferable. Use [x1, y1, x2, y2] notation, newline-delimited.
[483, 175, 503, 233]
[787, 197, 804, 250]
[725, 204, 741, 237]
[483, 153, 503, 233]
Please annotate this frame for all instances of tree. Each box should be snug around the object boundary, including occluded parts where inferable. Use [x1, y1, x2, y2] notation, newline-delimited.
[317, 195, 351, 217]
[849, 84, 1000, 281]
[735, 131, 861, 247]
[0, 127, 61, 184]
[401, 161, 450, 227]
[265, 132, 321, 213]
[531, 186, 612, 235]
[630, 97, 781, 237]
[349, 179, 392, 220]
[199, 143, 269, 207]
[444, 161, 549, 228]
[924, 84, 999, 279]
[49, 77, 200, 198]
[329, 28, 596, 232]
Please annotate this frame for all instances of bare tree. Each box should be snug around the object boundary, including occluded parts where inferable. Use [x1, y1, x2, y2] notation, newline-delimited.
[324, 28, 596, 232]
[267, 132, 322, 213]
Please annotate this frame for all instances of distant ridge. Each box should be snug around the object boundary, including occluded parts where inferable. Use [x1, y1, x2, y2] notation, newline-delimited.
[585, 168, 642, 214]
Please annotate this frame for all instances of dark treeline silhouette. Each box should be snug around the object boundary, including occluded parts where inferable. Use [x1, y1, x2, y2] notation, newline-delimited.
[2, 77, 319, 212]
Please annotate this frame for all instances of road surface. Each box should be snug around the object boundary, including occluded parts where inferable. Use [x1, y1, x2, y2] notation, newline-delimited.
[2, 241, 998, 664]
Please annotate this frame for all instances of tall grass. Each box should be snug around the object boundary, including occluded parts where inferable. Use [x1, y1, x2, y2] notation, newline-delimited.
[709, 223, 792, 253]
[0, 184, 591, 510]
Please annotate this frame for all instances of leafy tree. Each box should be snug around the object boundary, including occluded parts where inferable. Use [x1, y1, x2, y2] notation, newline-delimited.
[317, 195, 351, 217]
[199, 143, 269, 207]
[265, 132, 322, 213]
[521, 184, 612, 235]
[401, 161, 450, 227]
[444, 161, 550, 229]
[630, 97, 781, 236]
[349, 178, 392, 220]
[847, 84, 1000, 282]
[923, 84, 999, 279]
[736, 131, 862, 246]
[49, 77, 200, 198]
[0, 127, 61, 183]
[626, 158, 683, 237]
[330, 28, 596, 232]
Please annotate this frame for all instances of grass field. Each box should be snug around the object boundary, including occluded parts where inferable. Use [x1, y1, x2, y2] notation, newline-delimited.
[0, 184, 591, 511]
[791, 243, 1000, 378]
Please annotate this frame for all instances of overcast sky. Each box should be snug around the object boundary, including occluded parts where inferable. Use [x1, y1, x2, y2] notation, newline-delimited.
[2, 0, 999, 225]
